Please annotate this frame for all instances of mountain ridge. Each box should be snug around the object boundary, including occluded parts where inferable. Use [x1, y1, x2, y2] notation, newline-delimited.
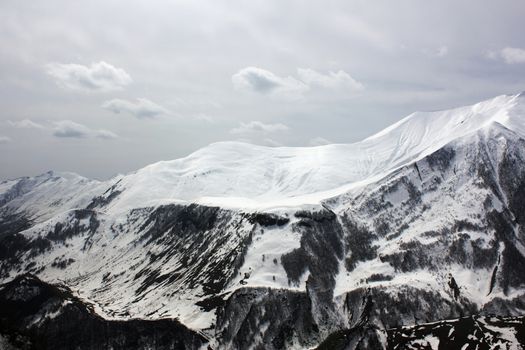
[3, 92, 525, 214]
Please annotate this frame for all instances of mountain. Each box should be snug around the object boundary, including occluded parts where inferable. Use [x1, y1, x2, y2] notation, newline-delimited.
[1, 92, 525, 349]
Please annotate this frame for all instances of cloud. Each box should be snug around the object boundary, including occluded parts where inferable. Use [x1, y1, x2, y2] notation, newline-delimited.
[102, 98, 169, 118]
[8, 119, 117, 140]
[500, 47, 525, 64]
[52, 120, 92, 138]
[8, 119, 46, 129]
[232, 67, 364, 98]
[46, 61, 132, 92]
[0, 136, 11, 144]
[232, 67, 308, 97]
[309, 137, 332, 146]
[230, 120, 289, 134]
[95, 129, 118, 139]
[297, 68, 364, 91]
[52, 120, 117, 139]
[436, 46, 448, 57]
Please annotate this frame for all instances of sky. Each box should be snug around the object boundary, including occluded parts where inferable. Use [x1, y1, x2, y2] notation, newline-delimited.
[1, 0, 525, 180]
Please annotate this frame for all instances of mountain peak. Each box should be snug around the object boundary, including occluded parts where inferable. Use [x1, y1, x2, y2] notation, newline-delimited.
[94, 93, 525, 211]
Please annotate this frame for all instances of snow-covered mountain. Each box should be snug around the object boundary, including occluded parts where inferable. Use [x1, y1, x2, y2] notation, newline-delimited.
[68, 91, 525, 210]
[1, 92, 525, 349]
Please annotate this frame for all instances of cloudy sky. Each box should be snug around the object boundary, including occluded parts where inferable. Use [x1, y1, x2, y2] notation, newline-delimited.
[1, 0, 525, 180]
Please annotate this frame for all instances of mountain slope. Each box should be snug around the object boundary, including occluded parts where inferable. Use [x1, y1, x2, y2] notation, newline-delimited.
[1, 92, 525, 349]
[99, 92, 525, 210]
[0, 171, 101, 224]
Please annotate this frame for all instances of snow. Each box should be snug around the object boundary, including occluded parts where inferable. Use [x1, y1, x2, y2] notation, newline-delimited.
[226, 213, 309, 291]
[478, 318, 522, 350]
[0, 171, 103, 223]
[332, 120, 523, 305]
[334, 259, 395, 296]
[95, 92, 525, 211]
[419, 335, 440, 349]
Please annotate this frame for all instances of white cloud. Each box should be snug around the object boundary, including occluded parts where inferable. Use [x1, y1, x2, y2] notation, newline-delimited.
[46, 61, 132, 92]
[52, 120, 117, 139]
[102, 98, 169, 118]
[297, 68, 364, 91]
[8, 119, 117, 140]
[0, 136, 11, 144]
[8, 119, 46, 129]
[95, 129, 118, 139]
[232, 66, 365, 98]
[500, 47, 525, 64]
[309, 137, 332, 146]
[232, 67, 308, 97]
[230, 120, 289, 134]
[52, 120, 91, 138]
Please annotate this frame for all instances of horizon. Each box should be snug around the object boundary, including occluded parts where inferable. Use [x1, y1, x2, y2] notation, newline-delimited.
[3, 90, 522, 183]
[1, 0, 525, 180]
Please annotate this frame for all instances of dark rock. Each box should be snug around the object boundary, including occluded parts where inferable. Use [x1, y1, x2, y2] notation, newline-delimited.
[0, 274, 208, 350]
[247, 213, 290, 227]
[216, 287, 319, 350]
[387, 314, 525, 349]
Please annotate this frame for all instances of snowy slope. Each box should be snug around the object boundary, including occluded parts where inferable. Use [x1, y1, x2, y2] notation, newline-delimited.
[101, 92, 525, 211]
[0, 171, 102, 223]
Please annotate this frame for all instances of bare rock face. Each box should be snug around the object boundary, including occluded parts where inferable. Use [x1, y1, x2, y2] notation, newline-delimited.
[216, 288, 319, 349]
[316, 315, 525, 350]
[0, 274, 208, 350]
[386, 315, 525, 350]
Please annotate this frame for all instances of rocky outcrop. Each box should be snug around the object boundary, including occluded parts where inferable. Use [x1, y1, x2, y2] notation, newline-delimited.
[0, 274, 208, 350]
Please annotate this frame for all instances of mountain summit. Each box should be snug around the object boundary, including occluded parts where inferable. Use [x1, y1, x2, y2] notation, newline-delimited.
[105, 93, 525, 209]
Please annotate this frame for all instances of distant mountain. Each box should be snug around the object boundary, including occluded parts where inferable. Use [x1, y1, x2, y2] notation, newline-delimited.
[1, 92, 525, 349]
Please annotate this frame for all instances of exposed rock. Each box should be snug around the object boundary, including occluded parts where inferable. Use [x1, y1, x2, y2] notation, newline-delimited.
[0, 274, 208, 350]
